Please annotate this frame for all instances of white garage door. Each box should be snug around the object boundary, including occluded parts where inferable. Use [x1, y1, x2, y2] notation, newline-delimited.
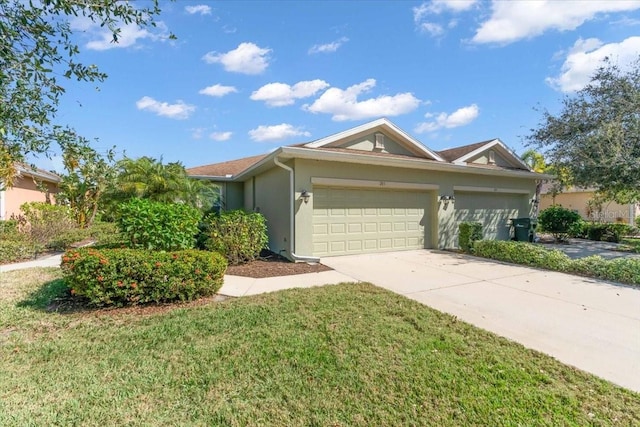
[454, 192, 525, 241]
[312, 187, 430, 257]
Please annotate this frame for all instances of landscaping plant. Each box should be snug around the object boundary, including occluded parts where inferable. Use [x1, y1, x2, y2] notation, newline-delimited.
[202, 210, 268, 265]
[117, 199, 201, 251]
[472, 240, 640, 286]
[458, 222, 482, 253]
[61, 247, 227, 306]
[537, 205, 582, 242]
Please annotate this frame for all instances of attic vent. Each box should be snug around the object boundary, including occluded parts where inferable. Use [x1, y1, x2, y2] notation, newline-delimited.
[488, 150, 496, 164]
[374, 133, 385, 150]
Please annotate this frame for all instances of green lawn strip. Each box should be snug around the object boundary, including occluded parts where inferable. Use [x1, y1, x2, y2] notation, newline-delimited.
[1, 269, 638, 426]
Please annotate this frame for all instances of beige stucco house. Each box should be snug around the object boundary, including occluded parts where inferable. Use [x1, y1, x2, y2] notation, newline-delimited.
[540, 185, 639, 225]
[0, 164, 61, 220]
[188, 119, 545, 260]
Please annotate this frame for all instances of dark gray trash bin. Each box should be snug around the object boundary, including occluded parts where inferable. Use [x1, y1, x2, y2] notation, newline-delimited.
[511, 218, 536, 242]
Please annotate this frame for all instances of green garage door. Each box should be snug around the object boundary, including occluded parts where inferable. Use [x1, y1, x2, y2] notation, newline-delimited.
[454, 191, 525, 241]
[312, 187, 430, 257]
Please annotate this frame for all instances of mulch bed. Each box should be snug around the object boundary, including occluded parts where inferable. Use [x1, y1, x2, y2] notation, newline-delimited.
[226, 251, 332, 278]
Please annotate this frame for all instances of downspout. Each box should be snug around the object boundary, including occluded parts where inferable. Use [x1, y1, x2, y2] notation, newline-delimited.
[273, 157, 321, 263]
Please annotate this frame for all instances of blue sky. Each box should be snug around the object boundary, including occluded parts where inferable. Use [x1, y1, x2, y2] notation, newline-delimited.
[45, 0, 640, 171]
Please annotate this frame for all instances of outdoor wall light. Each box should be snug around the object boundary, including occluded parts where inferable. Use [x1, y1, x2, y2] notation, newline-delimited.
[300, 190, 311, 204]
[438, 195, 455, 204]
[530, 197, 540, 205]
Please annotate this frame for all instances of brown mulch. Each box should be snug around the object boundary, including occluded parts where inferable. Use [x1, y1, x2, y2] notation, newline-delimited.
[226, 251, 332, 278]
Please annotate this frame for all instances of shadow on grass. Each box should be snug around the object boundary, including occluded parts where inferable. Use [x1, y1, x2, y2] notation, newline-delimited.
[17, 279, 91, 314]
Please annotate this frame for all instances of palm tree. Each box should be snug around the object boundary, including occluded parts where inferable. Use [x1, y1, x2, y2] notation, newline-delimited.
[103, 156, 217, 213]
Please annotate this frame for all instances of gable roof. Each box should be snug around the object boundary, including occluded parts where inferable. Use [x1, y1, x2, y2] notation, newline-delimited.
[304, 118, 445, 162]
[187, 120, 546, 181]
[187, 154, 267, 178]
[440, 138, 531, 171]
[436, 140, 494, 162]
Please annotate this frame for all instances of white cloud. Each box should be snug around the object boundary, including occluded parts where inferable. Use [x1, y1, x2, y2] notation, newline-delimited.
[248, 124, 311, 142]
[250, 80, 330, 107]
[415, 104, 479, 133]
[136, 96, 195, 120]
[199, 84, 238, 97]
[303, 79, 420, 121]
[209, 131, 232, 141]
[202, 42, 271, 74]
[546, 37, 640, 92]
[413, 1, 477, 36]
[308, 37, 349, 54]
[473, 1, 640, 45]
[70, 17, 171, 51]
[185, 5, 212, 15]
[419, 22, 444, 37]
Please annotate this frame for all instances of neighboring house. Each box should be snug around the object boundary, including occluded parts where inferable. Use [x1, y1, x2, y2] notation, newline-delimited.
[0, 164, 61, 220]
[539, 184, 639, 225]
[188, 118, 546, 260]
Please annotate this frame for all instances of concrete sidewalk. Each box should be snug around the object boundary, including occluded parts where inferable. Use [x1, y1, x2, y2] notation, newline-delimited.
[0, 253, 63, 272]
[322, 250, 640, 393]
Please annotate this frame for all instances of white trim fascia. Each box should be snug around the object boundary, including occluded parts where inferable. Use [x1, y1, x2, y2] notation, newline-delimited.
[279, 146, 551, 180]
[452, 139, 531, 171]
[312, 177, 439, 191]
[453, 185, 531, 195]
[303, 118, 445, 162]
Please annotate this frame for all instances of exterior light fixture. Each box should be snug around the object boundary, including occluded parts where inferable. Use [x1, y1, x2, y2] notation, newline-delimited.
[530, 197, 539, 205]
[300, 190, 310, 204]
[438, 195, 455, 204]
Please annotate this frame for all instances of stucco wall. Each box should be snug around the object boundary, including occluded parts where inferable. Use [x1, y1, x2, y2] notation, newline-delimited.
[340, 132, 416, 156]
[540, 191, 636, 224]
[293, 159, 535, 254]
[223, 182, 244, 211]
[2, 177, 57, 220]
[253, 164, 291, 256]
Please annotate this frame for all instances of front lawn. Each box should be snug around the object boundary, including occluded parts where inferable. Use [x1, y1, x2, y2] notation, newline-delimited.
[1, 269, 638, 426]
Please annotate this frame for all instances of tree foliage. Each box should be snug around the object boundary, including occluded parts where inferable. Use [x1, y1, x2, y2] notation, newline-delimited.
[55, 131, 116, 228]
[103, 156, 218, 215]
[0, 0, 166, 186]
[528, 56, 640, 204]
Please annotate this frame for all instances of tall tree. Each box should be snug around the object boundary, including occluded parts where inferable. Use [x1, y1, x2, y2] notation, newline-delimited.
[527, 56, 640, 204]
[0, 0, 168, 187]
[56, 131, 116, 228]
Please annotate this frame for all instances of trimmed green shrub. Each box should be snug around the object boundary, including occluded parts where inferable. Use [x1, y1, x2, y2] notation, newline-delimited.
[472, 240, 571, 271]
[458, 222, 482, 253]
[0, 240, 43, 263]
[537, 205, 582, 242]
[472, 240, 640, 286]
[569, 256, 640, 285]
[202, 210, 268, 265]
[0, 220, 19, 236]
[61, 248, 227, 306]
[20, 202, 76, 246]
[117, 199, 201, 251]
[636, 216, 640, 228]
[581, 222, 634, 243]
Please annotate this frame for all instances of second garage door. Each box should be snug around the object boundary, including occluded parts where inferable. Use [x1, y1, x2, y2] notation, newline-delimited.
[312, 186, 430, 257]
[454, 191, 525, 241]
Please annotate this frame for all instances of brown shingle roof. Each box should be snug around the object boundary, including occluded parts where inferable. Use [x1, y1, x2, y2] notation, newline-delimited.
[186, 154, 267, 177]
[436, 140, 494, 162]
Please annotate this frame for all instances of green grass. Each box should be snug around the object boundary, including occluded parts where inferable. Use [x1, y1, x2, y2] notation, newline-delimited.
[1, 269, 639, 426]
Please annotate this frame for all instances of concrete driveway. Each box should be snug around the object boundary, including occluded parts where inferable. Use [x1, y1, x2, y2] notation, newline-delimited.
[322, 250, 640, 393]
